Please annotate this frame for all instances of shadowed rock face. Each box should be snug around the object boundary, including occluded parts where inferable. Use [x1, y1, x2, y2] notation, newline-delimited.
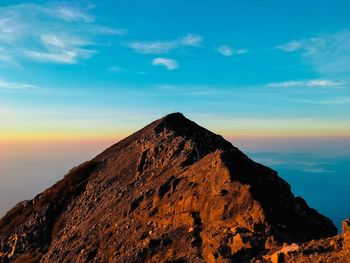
[0, 113, 340, 262]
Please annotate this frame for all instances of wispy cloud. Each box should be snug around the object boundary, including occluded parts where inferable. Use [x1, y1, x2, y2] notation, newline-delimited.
[23, 33, 96, 64]
[108, 66, 122, 72]
[0, 79, 38, 90]
[24, 49, 95, 64]
[46, 3, 95, 22]
[90, 25, 126, 35]
[152, 58, 178, 70]
[0, 47, 18, 66]
[217, 45, 248, 56]
[218, 45, 233, 56]
[180, 34, 203, 46]
[128, 33, 203, 54]
[296, 97, 350, 105]
[276, 30, 350, 75]
[276, 40, 303, 52]
[40, 34, 91, 49]
[267, 79, 342, 88]
[0, 3, 124, 65]
[302, 166, 333, 173]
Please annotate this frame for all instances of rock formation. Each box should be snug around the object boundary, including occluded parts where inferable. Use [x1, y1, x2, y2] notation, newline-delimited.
[0, 113, 346, 262]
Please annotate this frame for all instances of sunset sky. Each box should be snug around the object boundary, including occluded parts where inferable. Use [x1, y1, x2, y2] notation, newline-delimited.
[1, 0, 349, 143]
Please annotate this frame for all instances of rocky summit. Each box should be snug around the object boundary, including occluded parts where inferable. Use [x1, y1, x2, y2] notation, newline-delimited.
[0, 113, 348, 262]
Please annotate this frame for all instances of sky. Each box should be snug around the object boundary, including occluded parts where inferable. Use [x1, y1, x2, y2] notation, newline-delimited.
[0, 0, 350, 225]
[0, 0, 349, 143]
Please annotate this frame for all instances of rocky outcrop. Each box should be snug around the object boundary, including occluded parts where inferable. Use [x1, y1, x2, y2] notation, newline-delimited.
[343, 219, 350, 259]
[262, 219, 350, 263]
[0, 113, 342, 262]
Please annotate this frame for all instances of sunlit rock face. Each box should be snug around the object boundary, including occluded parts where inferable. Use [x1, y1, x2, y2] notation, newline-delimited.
[0, 113, 341, 262]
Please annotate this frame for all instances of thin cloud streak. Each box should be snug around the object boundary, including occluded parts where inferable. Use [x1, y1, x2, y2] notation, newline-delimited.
[47, 4, 95, 22]
[128, 33, 203, 54]
[276, 40, 303, 52]
[24, 51, 78, 64]
[295, 97, 350, 105]
[267, 79, 343, 88]
[0, 79, 38, 90]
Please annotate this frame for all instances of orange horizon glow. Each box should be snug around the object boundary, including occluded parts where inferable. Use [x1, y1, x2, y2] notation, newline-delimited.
[2, 112, 349, 143]
[1, 132, 349, 144]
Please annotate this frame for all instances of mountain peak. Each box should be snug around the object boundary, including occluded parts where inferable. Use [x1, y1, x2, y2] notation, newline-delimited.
[0, 114, 339, 262]
[154, 112, 208, 135]
[160, 112, 186, 122]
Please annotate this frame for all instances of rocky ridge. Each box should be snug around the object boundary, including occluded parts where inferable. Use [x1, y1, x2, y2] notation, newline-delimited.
[0, 113, 347, 262]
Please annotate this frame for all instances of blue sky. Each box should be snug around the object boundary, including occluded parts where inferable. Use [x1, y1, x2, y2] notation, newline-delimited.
[1, 0, 350, 140]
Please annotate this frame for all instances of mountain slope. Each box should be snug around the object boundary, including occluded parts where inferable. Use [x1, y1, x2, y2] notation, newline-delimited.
[0, 113, 340, 262]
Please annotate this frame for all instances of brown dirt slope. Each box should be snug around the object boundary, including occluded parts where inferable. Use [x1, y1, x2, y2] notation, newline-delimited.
[0, 113, 343, 262]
